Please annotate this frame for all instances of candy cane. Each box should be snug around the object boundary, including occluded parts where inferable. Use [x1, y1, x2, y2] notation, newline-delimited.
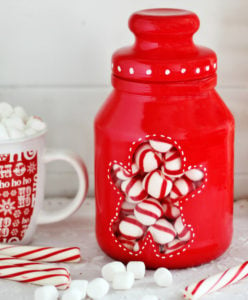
[0, 244, 81, 263]
[184, 261, 248, 299]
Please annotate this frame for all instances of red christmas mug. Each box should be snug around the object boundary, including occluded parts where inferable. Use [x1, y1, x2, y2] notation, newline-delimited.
[0, 130, 88, 244]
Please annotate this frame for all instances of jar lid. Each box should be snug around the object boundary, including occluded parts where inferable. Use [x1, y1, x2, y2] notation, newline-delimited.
[112, 9, 217, 83]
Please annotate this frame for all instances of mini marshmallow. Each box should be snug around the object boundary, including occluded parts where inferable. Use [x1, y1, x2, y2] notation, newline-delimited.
[0, 102, 13, 118]
[70, 280, 88, 299]
[14, 106, 28, 122]
[149, 139, 173, 153]
[127, 261, 146, 279]
[143, 170, 173, 199]
[61, 289, 81, 300]
[170, 177, 194, 200]
[34, 285, 58, 300]
[163, 149, 182, 173]
[149, 218, 176, 244]
[134, 143, 161, 172]
[134, 198, 163, 226]
[185, 168, 204, 181]
[112, 271, 135, 290]
[101, 261, 126, 282]
[154, 267, 173, 287]
[27, 116, 46, 131]
[25, 127, 38, 136]
[121, 177, 147, 203]
[2, 115, 25, 130]
[141, 295, 158, 300]
[119, 215, 145, 240]
[174, 217, 191, 242]
[7, 127, 25, 139]
[86, 278, 109, 299]
[0, 123, 9, 140]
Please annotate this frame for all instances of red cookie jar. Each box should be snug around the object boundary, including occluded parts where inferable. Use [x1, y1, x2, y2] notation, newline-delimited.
[94, 9, 234, 269]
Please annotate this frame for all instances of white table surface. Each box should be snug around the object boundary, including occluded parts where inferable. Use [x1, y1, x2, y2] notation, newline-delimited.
[0, 198, 248, 300]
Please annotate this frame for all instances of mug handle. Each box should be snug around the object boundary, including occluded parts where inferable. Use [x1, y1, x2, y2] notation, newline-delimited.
[37, 149, 88, 224]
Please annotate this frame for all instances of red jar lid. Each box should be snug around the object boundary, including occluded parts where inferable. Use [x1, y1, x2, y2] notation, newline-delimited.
[112, 9, 217, 83]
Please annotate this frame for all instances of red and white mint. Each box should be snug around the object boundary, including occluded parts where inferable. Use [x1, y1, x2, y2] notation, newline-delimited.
[112, 164, 132, 180]
[185, 168, 204, 181]
[121, 177, 147, 203]
[170, 177, 194, 200]
[149, 219, 176, 244]
[163, 149, 182, 173]
[162, 200, 180, 220]
[134, 198, 163, 226]
[164, 239, 186, 254]
[143, 170, 173, 199]
[118, 236, 136, 250]
[134, 143, 162, 173]
[174, 217, 191, 242]
[119, 215, 145, 240]
[149, 139, 173, 153]
[121, 201, 136, 216]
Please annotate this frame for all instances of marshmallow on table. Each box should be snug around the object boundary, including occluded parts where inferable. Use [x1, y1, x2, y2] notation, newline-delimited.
[121, 177, 147, 203]
[127, 261, 146, 279]
[141, 296, 158, 300]
[118, 236, 136, 250]
[101, 261, 126, 282]
[185, 168, 204, 181]
[162, 200, 180, 220]
[149, 139, 173, 153]
[34, 285, 59, 300]
[164, 239, 186, 254]
[163, 149, 182, 173]
[134, 143, 162, 172]
[86, 278, 109, 299]
[134, 198, 163, 226]
[112, 271, 135, 290]
[174, 217, 191, 242]
[119, 215, 145, 240]
[170, 177, 194, 200]
[154, 267, 173, 287]
[143, 170, 173, 199]
[69, 280, 88, 299]
[149, 218, 176, 244]
[62, 289, 82, 300]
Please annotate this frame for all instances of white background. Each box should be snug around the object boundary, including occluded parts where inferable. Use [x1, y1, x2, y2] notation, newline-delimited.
[0, 0, 247, 199]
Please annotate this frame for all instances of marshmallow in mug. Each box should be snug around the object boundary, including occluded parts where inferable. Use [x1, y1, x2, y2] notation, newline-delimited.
[0, 102, 46, 141]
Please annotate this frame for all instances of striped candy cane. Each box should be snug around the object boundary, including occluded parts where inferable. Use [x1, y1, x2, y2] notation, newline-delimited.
[184, 261, 248, 299]
[0, 244, 81, 263]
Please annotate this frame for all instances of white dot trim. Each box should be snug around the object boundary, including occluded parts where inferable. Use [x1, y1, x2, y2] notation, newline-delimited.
[165, 69, 171, 75]
[181, 68, 186, 74]
[196, 68, 201, 74]
[117, 65, 121, 72]
[129, 67, 134, 74]
[146, 69, 152, 75]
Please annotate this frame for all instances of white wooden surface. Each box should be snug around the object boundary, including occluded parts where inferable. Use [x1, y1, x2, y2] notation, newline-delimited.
[0, 0, 247, 198]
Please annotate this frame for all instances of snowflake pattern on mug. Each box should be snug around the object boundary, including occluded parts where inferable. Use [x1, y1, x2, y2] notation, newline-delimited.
[108, 135, 207, 258]
[0, 151, 38, 243]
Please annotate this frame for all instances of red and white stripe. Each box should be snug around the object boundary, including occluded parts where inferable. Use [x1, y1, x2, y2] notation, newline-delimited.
[118, 236, 136, 251]
[163, 149, 182, 174]
[149, 139, 173, 153]
[170, 177, 194, 200]
[143, 170, 173, 199]
[112, 164, 133, 180]
[162, 200, 180, 220]
[164, 239, 186, 254]
[134, 198, 163, 226]
[185, 168, 204, 182]
[0, 255, 70, 289]
[121, 201, 136, 216]
[0, 244, 81, 263]
[134, 143, 162, 173]
[149, 219, 176, 244]
[184, 261, 248, 299]
[174, 217, 191, 242]
[119, 215, 145, 240]
[121, 177, 147, 203]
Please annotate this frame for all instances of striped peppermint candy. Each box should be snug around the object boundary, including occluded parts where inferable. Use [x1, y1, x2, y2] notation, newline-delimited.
[174, 217, 191, 242]
[143, 170, 173, 199]
[121, 201, 136, 216]
[149, 139, 173, 153]
[112, 163, 139, 180]
[118, 236, 136, 250]
[149, 218, 176, 244]
[184, 261, 248, 299]
[164, 239, 186, 254]
[134, 198, 164, 226]
[119, 215, 145, 240]
[185, 168, 204, 181]
[134, 143, 162, 173]
[162, 200, 180, 220]
[170, 177, 194, 200]
[121, 177, 147, 203]
[163, 149, 182, 174]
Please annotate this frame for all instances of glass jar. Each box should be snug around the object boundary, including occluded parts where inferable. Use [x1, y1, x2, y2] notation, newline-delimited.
[94, 8, 234, 269]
